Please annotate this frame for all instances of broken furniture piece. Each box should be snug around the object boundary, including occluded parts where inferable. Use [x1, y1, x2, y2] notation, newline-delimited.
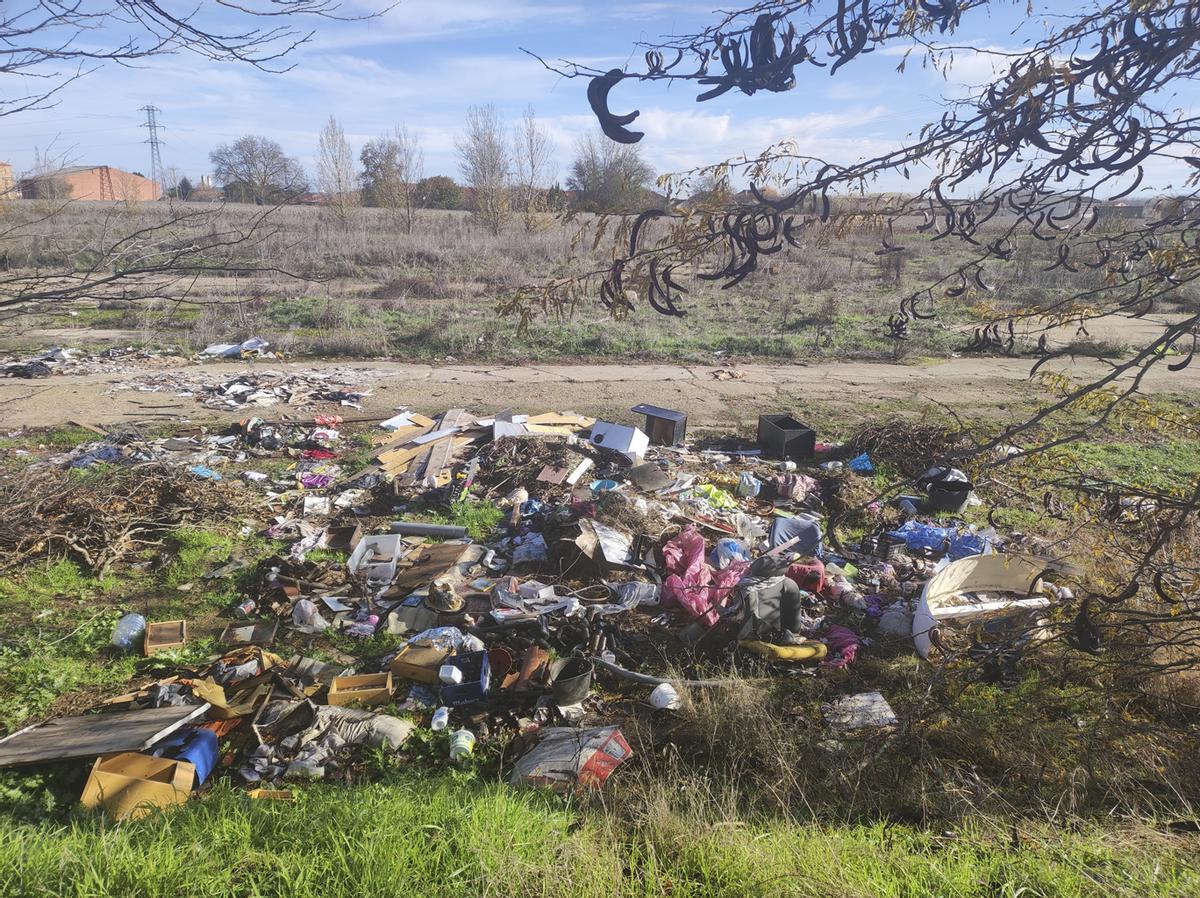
[630, 404, 688, 446]
[80, 752, 195, 821]
[0, 704, 211, 768]
[913, 553, 1050, 659]
[757, 414, 816, 461]
[144, 619, 187, 656]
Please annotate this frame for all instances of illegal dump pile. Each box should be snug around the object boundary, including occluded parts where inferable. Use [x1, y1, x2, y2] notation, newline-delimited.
[0, 404, 1102, 820]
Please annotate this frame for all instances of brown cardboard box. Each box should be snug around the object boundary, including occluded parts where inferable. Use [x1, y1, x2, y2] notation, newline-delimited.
[389, 644, 452, 684]
[326, 672, 394, 707]
[80, 752, 195, 820]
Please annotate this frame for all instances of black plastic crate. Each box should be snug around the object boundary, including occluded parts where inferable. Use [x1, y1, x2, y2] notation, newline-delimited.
[757, 414, 816, 461]
[438, 651, 491, 707]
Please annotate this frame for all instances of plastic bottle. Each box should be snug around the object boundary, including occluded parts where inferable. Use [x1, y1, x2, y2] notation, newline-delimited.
[431, 707, 450, 731]
[110, 612, 146, 651]
[449, 729, 475, 762]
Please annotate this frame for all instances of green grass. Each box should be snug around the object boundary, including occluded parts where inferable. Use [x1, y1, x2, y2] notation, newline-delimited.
[0, 559, 118, 608]
[160, 528, 236, 587]
[406, 498, 505, 542]
[0, 776, 1194, 898]
[1068, 439, 1200, 493]
[0, 607, 136, 732]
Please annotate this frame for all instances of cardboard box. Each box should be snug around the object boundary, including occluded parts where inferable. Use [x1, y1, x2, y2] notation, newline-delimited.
[326, 672, 394, 707]
[144, 620, 186, 656]
[389, 643, 452, 684]
[80, 752, 195, 821]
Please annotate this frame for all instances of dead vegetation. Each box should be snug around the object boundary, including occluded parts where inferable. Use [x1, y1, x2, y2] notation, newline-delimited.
[0, 462, 248, 576]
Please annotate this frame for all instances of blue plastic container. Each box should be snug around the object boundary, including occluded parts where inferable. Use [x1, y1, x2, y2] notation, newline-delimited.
[151, 727, 218, 785]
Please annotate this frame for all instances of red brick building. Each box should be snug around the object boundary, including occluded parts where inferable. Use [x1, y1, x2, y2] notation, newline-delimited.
[19, 165, 160, 201]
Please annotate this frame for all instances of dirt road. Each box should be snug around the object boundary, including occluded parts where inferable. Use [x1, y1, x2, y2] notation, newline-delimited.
[2, 354, 1196, 430]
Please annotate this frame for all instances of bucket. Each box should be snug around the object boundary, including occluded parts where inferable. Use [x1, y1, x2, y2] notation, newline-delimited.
[449, 729, 475, 762]
[549, 658, 594, 705]
[487, 646, 513, 681]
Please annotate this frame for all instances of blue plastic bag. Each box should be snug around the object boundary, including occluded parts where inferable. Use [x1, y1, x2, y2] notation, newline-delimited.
[709, 538, 750, 570]
[848, 452, 874, 474]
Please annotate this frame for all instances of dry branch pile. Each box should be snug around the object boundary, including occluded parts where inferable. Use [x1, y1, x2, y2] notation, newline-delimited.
[0, 465, 248, 575]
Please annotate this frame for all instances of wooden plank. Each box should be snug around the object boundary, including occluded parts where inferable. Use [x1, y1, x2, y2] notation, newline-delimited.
[525, 413, 595, 428]
[372, 423, 432, 450]
[421, 410, 469, 485]
[0, 704, 211, 768]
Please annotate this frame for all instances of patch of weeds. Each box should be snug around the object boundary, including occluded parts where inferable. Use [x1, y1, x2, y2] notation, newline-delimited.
[161, 527, 235, 587]
[407, 498, 504, 542]
[37, 425, 98, 450]
[304, 547, 347, 565]
[1068, 439, 1200, 494]
[1061, 336, 1126, 358]
[0, 559, 118, 609]
[0, 609, 136, 732]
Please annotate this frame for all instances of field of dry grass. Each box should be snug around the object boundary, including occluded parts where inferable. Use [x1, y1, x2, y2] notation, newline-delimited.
[0, 198, 1186, 362]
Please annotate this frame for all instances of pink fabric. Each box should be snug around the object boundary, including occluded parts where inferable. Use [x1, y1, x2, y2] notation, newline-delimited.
[822, 624, 861, 669]
[662, 526, 748, 627]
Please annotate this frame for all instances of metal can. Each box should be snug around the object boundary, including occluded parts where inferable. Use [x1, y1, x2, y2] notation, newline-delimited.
[233, 598, 257, 619]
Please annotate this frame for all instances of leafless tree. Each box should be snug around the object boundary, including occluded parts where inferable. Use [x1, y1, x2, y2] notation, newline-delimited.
[526, 0, 1200, 671]
[0, 1, 380, 119]
[0, 2, 385, 330]
[360, 126, 423, 232]
[458, 104, 511, 236]
[210, 136, 308, 205]
[567, 133, 655, 213]
[316, 115, 360, 224]
[512, 107, 556, 232]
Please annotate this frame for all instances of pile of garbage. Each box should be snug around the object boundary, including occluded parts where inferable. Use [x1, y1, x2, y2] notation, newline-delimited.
[1, 345, 189, 379]
[108, 367, 377, 409]
[0, 403, 1081, 819]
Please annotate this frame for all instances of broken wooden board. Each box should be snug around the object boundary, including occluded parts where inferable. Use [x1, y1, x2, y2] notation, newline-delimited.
[219, 620, 279, 646]
[372, 422, 435, 450]
[389, 542, 476, 595]
[0, 704, 211, 768]
[420, 409, 470, 485]
[525, 413, 596, 429]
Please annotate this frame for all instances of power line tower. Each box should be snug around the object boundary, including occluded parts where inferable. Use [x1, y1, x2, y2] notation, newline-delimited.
[139, 104, 165, 197]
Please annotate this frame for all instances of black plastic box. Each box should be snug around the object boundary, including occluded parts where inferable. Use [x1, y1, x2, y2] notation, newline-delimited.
[757, 414, 816, 461]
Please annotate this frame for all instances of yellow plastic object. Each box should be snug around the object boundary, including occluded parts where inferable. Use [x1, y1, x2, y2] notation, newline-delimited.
[739, 640, 828, 662]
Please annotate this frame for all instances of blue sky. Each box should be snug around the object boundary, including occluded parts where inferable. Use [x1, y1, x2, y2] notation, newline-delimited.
[2, 1, 1190, 193]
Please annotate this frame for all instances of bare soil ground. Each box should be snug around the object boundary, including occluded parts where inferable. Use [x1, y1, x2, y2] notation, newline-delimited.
[3, 354, 1196, 429]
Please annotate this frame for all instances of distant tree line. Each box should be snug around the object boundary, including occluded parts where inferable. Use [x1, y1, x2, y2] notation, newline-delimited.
[188, 106, 659, 230]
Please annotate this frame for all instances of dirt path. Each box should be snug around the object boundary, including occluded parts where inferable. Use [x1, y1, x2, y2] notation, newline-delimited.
[2, 354, 1196, 430]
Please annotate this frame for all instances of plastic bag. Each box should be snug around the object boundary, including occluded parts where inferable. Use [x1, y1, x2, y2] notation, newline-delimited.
[847, 452, 874, 474]
[616, 581, 661, 607]
[710, 538, 749, 570]
[736, 472, 762, 498]
[291, 599, 329, 634]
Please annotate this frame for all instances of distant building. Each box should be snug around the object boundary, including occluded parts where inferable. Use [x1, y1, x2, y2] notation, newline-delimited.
[19, 165, 160, 201]
[0, 162, 13, 198]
